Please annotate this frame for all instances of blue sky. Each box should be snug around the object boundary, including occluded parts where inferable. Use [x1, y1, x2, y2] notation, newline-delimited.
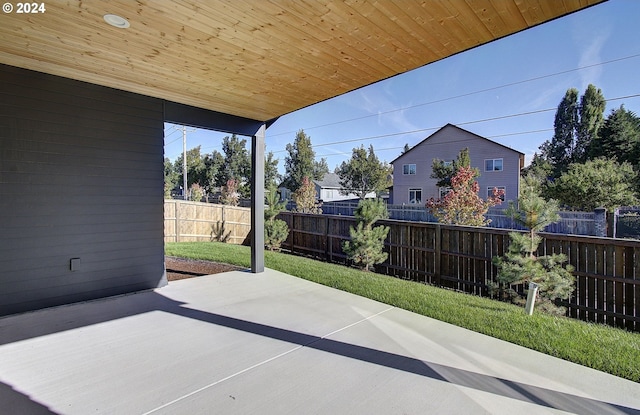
[164, 0, 640, 174]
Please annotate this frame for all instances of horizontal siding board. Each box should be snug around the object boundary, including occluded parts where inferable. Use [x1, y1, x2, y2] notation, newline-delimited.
[2, 247, 163, 286]
[0, 106, 162, 147]
[0, 65, 166, 316]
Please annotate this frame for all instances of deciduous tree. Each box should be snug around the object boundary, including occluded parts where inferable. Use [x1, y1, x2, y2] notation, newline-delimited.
[292, 176, 321, 214]
[548, 158, 638, 211]
[426, 166, 503, 226]
[336, 145, 389, 199]
[220, 134, 251, 194]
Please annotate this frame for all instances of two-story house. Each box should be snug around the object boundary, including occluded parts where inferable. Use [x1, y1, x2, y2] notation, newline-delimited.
[391, 124, 524, 205]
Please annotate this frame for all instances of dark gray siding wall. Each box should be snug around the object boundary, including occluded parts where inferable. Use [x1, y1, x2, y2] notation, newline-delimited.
[0, 64, 166, 316]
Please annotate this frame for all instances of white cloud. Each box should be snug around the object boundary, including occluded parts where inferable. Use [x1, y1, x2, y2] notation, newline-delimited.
[575, 28, 611, 91]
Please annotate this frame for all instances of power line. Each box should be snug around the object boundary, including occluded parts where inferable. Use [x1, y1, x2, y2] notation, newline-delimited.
[314, 128, 556, 158]
[268, 53, 640, 138]
[271, 93, 640, 154]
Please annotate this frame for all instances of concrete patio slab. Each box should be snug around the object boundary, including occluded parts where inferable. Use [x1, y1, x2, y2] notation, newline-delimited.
[1, 268, 638, 414]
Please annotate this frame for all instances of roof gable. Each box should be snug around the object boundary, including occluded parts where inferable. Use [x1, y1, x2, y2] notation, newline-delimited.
[391, 124, 524, 164]
[313, 173, 342, 189]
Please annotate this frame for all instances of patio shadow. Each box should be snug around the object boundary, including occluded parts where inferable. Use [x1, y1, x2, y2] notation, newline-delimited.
[1, 289, 638, 415]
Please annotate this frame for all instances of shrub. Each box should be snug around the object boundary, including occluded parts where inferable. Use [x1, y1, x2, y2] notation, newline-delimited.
[189, 183, 204, 201]
[343, 198, 390, 271]
[426, 166, 503, 226]
[210, 220, 231, 243]
[220, 179, 240, 206]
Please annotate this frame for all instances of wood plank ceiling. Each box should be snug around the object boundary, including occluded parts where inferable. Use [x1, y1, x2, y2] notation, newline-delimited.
[0, 0, 604, 122]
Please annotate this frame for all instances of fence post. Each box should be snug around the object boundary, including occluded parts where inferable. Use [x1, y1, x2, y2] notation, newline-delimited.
[594, 207, 607, 238]
[175, 200, 180, 242]
[434, 223, 441, 285]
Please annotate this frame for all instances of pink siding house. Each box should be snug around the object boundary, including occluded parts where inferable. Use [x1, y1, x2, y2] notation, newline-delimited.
[391, 124, 524, 205]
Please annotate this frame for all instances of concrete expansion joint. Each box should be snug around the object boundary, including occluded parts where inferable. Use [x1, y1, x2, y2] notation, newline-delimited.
[142, 306, 395, 414]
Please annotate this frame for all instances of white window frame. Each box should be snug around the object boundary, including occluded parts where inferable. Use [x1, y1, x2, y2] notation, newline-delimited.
[409, 188, 422, 204]
[439, 187, 452, 199]
[485, 158, 503, 172]
[403, 163, 416, 175]
[487, 186, 506, 201]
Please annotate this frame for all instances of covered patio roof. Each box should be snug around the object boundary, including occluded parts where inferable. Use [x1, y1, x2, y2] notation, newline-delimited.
[0, 0, 604, 123]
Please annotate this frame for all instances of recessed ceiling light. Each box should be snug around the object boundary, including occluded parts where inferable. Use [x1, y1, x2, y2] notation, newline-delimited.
[103, 14, 130, 29]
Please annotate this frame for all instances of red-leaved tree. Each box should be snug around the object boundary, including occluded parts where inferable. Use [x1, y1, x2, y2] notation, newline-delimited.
[425, 166, 504, 226]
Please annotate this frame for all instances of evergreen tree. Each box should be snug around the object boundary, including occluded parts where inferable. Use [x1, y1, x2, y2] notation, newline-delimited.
[542, 88, 579, 176]
[336, 145, 389, 199]
[493, 175, 575, 315]
[343, 198, 390, 272]
[282, 130, 328, 191]
[590, 105, 640, 165]
[431, 147, 477, 188]
[264, 185, 289, 251]
[576, 84, 605, 163]
[265, 151, 281, 189]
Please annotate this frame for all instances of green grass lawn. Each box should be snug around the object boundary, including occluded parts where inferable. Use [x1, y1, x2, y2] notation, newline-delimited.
[165, 241, 640, 383]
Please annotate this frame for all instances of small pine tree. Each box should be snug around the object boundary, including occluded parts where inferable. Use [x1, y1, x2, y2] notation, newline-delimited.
[264, 185, 289, 251]
[343, 199, 390, 271]
[492, 175, 575, 314]
[292, 177, 322, 214]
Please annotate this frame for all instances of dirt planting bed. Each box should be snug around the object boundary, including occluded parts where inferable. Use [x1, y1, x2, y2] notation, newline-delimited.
[165, 256, 244, 281]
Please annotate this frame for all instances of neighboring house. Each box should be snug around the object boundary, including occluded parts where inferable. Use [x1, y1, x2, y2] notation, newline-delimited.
[313, 173, 376, 202]
[391, 124, 524, 205]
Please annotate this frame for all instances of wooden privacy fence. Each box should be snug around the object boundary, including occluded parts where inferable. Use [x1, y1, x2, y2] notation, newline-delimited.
[164, 200, 250, 244]
[277, 211, 640, 331]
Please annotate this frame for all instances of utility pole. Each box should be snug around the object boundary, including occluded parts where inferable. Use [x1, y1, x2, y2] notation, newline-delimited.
[182, 125, 188, 200]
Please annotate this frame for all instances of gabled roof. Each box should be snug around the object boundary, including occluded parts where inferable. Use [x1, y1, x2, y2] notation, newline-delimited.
[313, 173, 342, 189]
[391, 123, 524, 164]
[0, 1, 604, 123]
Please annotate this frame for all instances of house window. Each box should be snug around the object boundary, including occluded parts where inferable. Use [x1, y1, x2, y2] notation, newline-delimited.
[403, 164, 416, 175]
[409, 188, 422, 204]
[485, 158, 503, 172]
[439, 187, 451, 199]
[487, 186, 506, 202]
